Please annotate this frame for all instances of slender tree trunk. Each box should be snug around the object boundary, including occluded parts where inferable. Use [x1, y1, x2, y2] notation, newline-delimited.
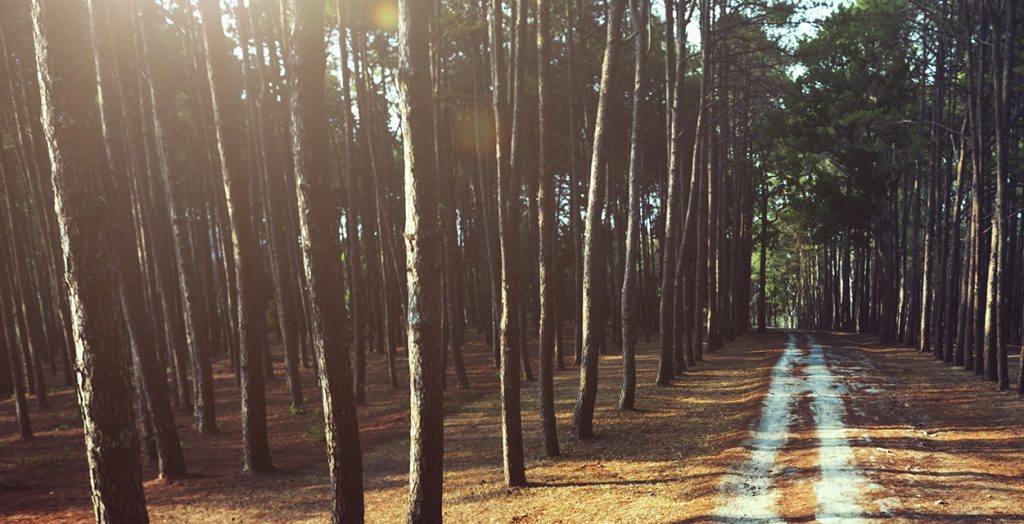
[968, 5, 989, 376]
[510, 0, 534, 385]
[657, 0, 678, 386]
[535, 0, 561, 455]
[573, 0, 628, 440]
[196, 0, 272, 472]
[289, 0, 365, 520]
[489, 0, 527, 487]
[468, 7, 502, 367]
[335, 0, 367, 405]
[945, 119, 968, 364]
[6, 196, 48, 408]
[352, 21, 401, 387]
[91, 0, 188, 479]
[244, 0, 303, 409]
[621, 0, 649, 409]
[985, 0, 1013, 390]
[758, 172, 768, 332]
[431, 0, 470, 391]
[692, 0, 711, 362]
[567, 0, 584, 366]
[670, 0, 693, 373]
[397, 0, 446, 518]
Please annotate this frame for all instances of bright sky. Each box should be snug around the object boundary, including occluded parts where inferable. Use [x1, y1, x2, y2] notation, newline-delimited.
[650, 0, 854, 49]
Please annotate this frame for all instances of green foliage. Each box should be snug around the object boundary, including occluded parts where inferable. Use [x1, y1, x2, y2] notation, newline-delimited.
[754, 0, 920, 324]
[788, 0, 917, 237]
[771, 0, 919, 237]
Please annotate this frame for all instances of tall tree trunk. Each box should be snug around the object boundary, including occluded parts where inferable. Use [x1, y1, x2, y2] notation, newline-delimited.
[397, 0, 446, 518]
[968, 3, 989, 376]
[352, 17, 401, 387]
[621, 0, 649, 409]
[670, 0, 693, 373]
[244, 0, 304, 409]
[657, 0, 678, 386]
[984, 0, 1013, 390]
[692, 0, 712, 362]
[91, 0, 188, 479]
[535, 0, 561, 455]
[572, 0, 628, 440]
[468, 14, 502, 366]
[945, 119, 968, 364]
[30, 0, 149, 518]
[196, 0, 272, 472]
[335, 0, 367, 404]
[758, 171, 768, 332]
[511, 0, 533, 384]
[289, 0, 365, 520]
[489, 0, 527, 487]
[567, 0, 584, 366]
[431, 0, 470, 391]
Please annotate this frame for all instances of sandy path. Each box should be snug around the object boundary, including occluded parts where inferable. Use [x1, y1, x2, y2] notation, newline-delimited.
[713, 333, 801, 522]
[806, 334, 870, 523]
[715, 332, 869, 523]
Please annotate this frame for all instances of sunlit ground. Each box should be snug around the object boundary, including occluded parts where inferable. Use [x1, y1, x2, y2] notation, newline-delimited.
[2, 330, 1022, 522]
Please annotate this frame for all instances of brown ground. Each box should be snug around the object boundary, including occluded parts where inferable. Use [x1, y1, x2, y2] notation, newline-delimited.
[1, 329, 1022, 523]
[832, 332, 1024, 522]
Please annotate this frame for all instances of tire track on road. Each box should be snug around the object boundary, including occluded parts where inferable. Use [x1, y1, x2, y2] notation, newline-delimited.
[714, 332, 869, 523]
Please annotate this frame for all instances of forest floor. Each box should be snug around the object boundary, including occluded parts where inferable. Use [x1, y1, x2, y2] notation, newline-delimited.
[1, 329, 1023, 523]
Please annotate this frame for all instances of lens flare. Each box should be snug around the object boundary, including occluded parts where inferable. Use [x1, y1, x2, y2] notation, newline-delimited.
[369, 0, 398, 32]
[454, 107, 496, 158]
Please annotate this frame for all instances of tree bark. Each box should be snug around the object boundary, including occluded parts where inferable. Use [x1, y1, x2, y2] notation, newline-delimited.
[535, 0, 561, 455]
[573, 0, 628, 441]
[196, 0, 272, 472]
[621, 0, 649, 409]
[335, 0, 367, 405]
[139, 2, 222, 438]
[431, 0, 470, 391]
[243, 0, 304, 409]
[30, 0, 149, 519]
[397, 0, 446, 518]
[289, 0, 365, 520]
[489, 0, 527, 487]
[657, 0, 679, 386]
[90, 0, 188, 479]
[984, 0, 1013, 390]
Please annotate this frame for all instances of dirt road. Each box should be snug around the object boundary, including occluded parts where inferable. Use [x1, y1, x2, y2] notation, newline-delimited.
[713, 331, 1023, 523]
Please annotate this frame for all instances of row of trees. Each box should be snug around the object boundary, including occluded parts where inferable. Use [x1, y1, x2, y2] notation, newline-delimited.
[757, 0, 1022, 394]
[11, 0, 1016, 523]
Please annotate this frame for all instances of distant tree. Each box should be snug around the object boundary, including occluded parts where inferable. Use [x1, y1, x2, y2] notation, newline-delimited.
[0, 161, 32, 440]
